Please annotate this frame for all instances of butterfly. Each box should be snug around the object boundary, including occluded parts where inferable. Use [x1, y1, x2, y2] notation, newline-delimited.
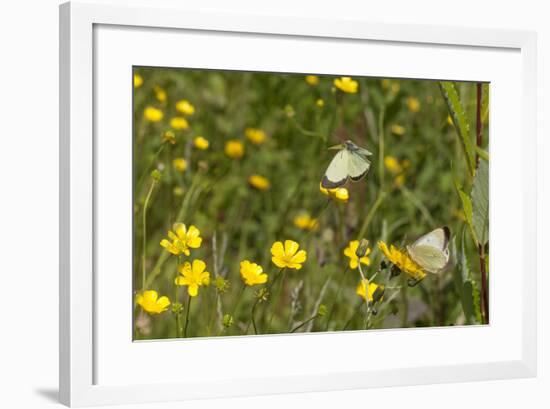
[406, 227, 451, 273]
[321, 140, 372, 189]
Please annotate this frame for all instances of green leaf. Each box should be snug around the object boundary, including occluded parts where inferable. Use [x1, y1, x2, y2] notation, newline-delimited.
[439, 81, 476, 175]
[454, 179, 479, 246]
[454, 229, 479, 324]
[472, 160, 489, 246]
[475, 145, 489, 162]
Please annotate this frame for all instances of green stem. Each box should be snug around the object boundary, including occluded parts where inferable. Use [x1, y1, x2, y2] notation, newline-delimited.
[343, 301, 363, 330]
[378, 107, 386, 191]
[290, 314, 319, 333]
[266, 269, 287, 332]
[137, 144, 164, 192]
[324, 266, 349, 330]
[141, 178, 157, 290]
[183, 293, 192, 338]
[357, 191, 386, 239]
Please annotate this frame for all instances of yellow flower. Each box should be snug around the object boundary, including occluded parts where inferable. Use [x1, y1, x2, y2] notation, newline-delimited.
[172, 158, 187, 172]
[162, 130, 177, 145]
[170, 117, 189, 130]
[160, 223, 202, 256]
[394, 174, 406, 187]
[225, 139, 245, 159]
[316, 98, 324, 108]
[248, 174, 270, 191]
[293, 213, 318, 231]
[271, 240, 307, 270]
[136, 290, 170, 314]
[356, 279, 381, 302]
[378, 241, 426, 280]
[194, 136, 209, 150]
[381, 79, 391, 89]
[343, 240, 371, 269]
[173, 186, 184, 196]
[176, 99, 195, 116]
[391, 83, 400, 95]
[240, 260, 268, 286]
[406, 96, 421, 113]
[154, 86, 167, 103]
[305, 75, 319, 86]
[133, 74, 143, 88]
[175, 259, 210, 297]
[334, 77, 358, 93]
[390, 124, 406, 136]
[447, 115, 454, 126]
[144, 106, 163, 122]
[384, 156, 404, 174]
[320, 183, 349, 203]
[245, 128, 267, 145]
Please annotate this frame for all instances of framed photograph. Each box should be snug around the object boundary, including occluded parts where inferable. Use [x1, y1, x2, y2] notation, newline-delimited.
[59, 1, 537, 406]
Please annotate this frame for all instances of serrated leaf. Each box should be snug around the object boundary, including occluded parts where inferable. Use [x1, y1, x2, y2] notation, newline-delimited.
[439, 81, 476, 176]
[481, 83, 490, 125]
[454, 179, 479, 246]
[455, 229, 476, 324]
[472, 160, 489, 246]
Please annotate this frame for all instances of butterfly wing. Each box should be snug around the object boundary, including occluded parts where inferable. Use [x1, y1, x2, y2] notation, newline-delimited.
[348, 150, 371, 182]
[321, 149, 350, 188]
[407, 227, 451, 273]
[406, 244, 449, 273]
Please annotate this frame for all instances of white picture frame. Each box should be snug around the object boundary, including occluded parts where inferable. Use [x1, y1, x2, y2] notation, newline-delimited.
[59, 1, 537, 407]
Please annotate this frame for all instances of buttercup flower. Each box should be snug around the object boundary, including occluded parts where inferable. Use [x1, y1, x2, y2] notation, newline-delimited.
[154, 85, 167, 103]
[293, 213, 318, 231]
[343, 240, 371, 269]
[245, 128, 267, 145]
[320, 183, 349, 203]
[144, 106, 163, 122]
[176, 99, 195, 115]
[160, 223, 202, 256]
[406, 96, 421, 113]
[316, 98, 325, 108]
[356, 279, 382, 302]
[384, 156, 404, 174]
[248, 174, 270, 191]
[172, 158, 187, 172]
[175, 259, 210, 297]
[240, 260, 268, 286]
[162, 130, 177, 145]
[170, 117, 189, 130]
[194, 136, 209, 150]
[225, 140, 245, 159]
[390, 124, 406, 136]
[378, 241, 426, 280]
[334, 77, 358, 93]
[134, 74, 143, 88]
[305, 75, 319, 86]
[136, 290, 170, 314]
[271, 240, 307, 270]
[173, 186, 184, 196]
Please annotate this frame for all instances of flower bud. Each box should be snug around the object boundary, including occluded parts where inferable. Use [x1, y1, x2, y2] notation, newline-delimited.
[317, 304, 328, 317]
[355, 239, 370, 258]
[222, 314, 234, 328]
[151, 169, 161, 181]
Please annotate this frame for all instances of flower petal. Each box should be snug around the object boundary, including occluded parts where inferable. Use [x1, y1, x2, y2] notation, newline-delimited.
[271, 241, 285, 258]
[291, 249, 307, 264]
[284, 240, 300, 256]
[173, 223, 187, 239]
[188, 284, 199, 297]
[272, 256, 287, 268]
[192, 259, 206, 274]
[187, 225, 200, 238]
